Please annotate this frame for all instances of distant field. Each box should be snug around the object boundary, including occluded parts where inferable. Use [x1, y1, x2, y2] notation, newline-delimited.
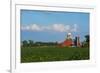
[21, 46, 89, 63]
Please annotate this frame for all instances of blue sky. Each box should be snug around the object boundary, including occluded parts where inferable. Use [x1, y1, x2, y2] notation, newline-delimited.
[21, 9, 89, 42]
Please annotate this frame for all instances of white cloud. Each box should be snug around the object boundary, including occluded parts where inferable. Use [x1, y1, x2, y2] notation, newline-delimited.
[21, 24, 42, 31]
[31, 24, 42, 31]
[72, 24, 78, 32]
[52, 24, 66, 32]
[21, 24, 78, 32]
[21, 25, 30, 30]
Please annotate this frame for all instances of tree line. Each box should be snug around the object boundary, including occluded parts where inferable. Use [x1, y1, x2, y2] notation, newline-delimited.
[21, 40, 58, 47]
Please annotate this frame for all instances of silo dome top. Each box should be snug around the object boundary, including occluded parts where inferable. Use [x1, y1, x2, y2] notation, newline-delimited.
[68, 33, 71, 36]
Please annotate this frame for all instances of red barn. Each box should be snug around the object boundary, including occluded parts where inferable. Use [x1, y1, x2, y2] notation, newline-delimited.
[62, 39, 73, 47]
[60, 33, 73, 47]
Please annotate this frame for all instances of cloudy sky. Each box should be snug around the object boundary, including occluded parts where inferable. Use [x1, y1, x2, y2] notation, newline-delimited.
[21, 10, 89, 42]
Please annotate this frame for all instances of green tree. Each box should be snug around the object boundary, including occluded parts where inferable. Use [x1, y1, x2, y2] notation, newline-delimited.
[85, 35, 89, 43]
[28, 40, 34, 47]
[82, 35, 89, 47]
[22, 40, 28, 47]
